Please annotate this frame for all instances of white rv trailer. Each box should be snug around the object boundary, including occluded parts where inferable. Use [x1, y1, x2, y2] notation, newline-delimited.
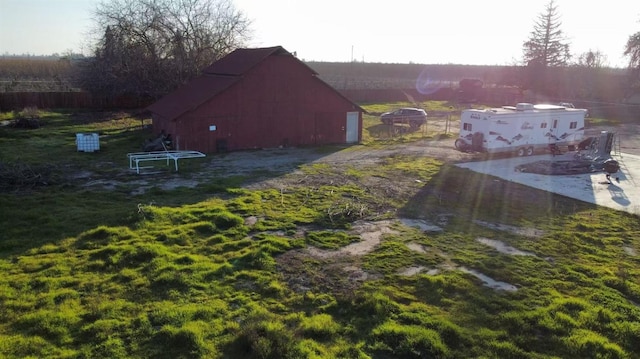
[454, 103, 587, 156]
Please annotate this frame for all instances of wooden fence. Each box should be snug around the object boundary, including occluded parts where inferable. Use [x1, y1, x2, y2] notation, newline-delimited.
[0, 92, 154, 111]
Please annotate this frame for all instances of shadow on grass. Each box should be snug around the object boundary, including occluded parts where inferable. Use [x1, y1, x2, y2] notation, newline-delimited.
[400, 165, 598, 225]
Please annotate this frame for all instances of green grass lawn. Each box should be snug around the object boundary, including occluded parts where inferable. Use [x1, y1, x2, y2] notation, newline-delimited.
[0, 106, 639, 358]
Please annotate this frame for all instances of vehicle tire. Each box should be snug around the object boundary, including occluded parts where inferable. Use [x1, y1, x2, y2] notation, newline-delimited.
[517, 147, 526, 157]
[410, 120, 421, 130]
[526, 147, 534, 156]
[454, 138, 468, 151]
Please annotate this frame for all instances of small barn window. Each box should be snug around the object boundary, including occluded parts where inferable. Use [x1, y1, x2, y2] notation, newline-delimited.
[570, 121, 577, 129]
[553, 119, 558, 128]
[463, 123, 472, 131]
[540, 122, 547, 129]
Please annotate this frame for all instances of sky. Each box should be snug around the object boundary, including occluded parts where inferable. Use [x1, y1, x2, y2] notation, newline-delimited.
[1, 0, 639, 67]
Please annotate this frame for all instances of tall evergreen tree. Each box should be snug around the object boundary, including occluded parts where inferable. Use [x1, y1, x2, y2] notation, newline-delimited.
[522, 0, 571, 67]
[521, 0, 571, 97]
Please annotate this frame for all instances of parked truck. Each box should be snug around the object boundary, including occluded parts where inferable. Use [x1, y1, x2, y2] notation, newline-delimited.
[454, 103, 588, 156]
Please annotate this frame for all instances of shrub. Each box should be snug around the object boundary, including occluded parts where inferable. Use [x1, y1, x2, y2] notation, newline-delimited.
[551, 297, 589, 316]
[300, 313, 341, 340]
[120, 243, 168, 268]
[205, 234, 231, 249]
[371, 321, 449, 359]
[614, 320, 640, 354]
[235, 248, 277, 271]
[87, 336, 128, 358]
[213, 211, 244, 230]
[564, 329, 626, 359]
[486, 340, 530, 359]
[227, 317, 304, 359]
[80, 319, 127, 341]
[14, 308, 81, 344]
[0, 334, 53, 358]
[189, 221, 217, 236]
[306, 230, 356, 249]
[397, 310, 466, 349]
[156, 227, 192, 246]
[353, 292, 400, 321]
[150, 268, 193, 295]
[16, 106, 40, 119]
[0, 161, 58, 190]
[75, 226, 136, 249]
[153, 321, 211, 358]
[258, 235, 294, 254]
[9, 107, 41, 128]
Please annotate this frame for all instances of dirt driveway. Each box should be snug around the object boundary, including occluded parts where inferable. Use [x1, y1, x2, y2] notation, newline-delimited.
[86, 120, 639, 195]
[207, 138, 476, 178]
[185, 121, 640, 187]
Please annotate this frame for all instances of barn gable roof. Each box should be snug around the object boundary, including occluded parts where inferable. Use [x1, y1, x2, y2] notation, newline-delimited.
[147, 46, 361, 120]
[146, 74, 238, 121]
[202, 46, 300, 75]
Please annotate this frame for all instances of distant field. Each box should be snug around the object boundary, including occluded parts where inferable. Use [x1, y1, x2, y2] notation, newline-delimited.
[0, 57, 77, 92]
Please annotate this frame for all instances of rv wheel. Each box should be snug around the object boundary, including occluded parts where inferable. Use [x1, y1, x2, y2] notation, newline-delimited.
[517, 147, 526, 157]
[454, 138, 468, 151]
[526, 147, 534, 156]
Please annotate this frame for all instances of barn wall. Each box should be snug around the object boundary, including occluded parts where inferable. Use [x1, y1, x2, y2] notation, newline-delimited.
[179, 54, 362, 153]
[177, 88, 241, 153]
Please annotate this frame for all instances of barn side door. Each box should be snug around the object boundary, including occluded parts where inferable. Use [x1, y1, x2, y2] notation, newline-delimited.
[346, 112, 359, 143]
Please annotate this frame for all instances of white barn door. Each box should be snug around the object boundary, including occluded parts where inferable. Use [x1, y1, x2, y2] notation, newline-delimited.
[346, 112, 359, 143]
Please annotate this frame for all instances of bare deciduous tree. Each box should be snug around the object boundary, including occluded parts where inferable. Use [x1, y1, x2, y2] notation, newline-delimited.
[568, 50, 611, 100]
[576, 50, 608, 68]
[80, 0, 251, 98]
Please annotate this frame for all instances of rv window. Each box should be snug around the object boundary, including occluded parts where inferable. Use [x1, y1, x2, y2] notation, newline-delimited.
[553, 119, 558, 128]
[570, 121, 577, 129]
[463, 123, 472, 131]
[540, 122, 547, 129]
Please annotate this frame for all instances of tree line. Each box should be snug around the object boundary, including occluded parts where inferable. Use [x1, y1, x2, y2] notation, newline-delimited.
[2, 0, 639, 103]
[78, 0, 250, 99]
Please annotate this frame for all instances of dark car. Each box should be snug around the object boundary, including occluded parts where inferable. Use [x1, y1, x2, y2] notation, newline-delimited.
[380, 108, 427, 129]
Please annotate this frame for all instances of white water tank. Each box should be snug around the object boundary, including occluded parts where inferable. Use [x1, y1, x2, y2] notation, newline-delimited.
[76, 133, 100, 152]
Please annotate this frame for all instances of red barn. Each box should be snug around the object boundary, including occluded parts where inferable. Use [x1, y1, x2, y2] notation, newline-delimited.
[147, 46, 363, 153]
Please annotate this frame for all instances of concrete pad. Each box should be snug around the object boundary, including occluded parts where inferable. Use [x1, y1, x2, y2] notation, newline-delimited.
[456, 152, 640, 216]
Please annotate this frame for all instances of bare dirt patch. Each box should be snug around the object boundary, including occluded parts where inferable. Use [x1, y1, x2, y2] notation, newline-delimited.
[476, 237, 537, 256]
[473, 220, 545, 239]
[276, 220, 401, 295]
[623, 245, 637, 256]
